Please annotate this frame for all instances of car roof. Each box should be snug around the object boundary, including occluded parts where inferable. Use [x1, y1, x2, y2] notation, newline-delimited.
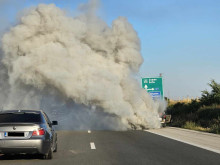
[0, 109, 44, 114]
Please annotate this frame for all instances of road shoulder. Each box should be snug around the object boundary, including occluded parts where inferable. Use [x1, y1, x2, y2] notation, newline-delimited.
[145, 127, 220, 154]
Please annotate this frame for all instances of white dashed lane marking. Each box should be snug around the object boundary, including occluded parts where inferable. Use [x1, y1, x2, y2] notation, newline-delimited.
[69, 150, 77, 154]
[90, 142, 96, 149]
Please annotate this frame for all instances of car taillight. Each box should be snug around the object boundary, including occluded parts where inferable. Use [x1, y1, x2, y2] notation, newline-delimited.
[32, 128, 45, 136]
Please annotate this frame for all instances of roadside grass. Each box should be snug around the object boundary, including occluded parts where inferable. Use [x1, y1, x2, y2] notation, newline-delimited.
[171, 119, 220, 134]
[167, 104, 220, 134]
[182, 121, 211, 133]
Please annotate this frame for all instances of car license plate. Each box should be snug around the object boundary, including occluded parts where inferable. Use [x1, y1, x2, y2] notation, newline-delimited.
[4, 132, 8, 137]
[8, 132, 24, 137]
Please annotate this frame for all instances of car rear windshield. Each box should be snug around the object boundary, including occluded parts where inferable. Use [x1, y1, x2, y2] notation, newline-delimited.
[0, 113, 42, 123]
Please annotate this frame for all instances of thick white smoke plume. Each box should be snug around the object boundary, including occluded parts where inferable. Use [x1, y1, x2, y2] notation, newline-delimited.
[0, 1, 164, 130]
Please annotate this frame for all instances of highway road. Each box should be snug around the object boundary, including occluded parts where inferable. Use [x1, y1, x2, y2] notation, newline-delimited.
[0, 130, 220, 165]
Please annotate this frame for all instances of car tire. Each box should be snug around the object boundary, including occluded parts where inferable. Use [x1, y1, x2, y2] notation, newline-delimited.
[3, 154, 11, 158]
[43, 147, 53, 159]
[53, 134, 57, 152]
[54, 142, 57, 152]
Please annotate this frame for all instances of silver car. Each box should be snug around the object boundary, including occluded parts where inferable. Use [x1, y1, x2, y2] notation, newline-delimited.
[0, 109, 58, 159]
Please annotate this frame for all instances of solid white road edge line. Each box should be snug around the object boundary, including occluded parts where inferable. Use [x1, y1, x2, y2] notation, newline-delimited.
[144, 130, 220, 154]
[88, 130, 91, 133]
[90, 142, 96, 149]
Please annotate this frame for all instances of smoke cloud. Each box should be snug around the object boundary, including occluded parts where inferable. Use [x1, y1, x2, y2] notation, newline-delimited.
[0, 0, 164, 130]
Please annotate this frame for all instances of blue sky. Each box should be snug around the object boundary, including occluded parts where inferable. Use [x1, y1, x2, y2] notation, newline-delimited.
[0, 0, 220, 99]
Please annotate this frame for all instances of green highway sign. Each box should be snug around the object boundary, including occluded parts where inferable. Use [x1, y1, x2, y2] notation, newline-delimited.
[142, 77, 164, 100]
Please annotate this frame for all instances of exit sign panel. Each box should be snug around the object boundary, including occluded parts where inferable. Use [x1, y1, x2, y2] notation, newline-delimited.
[142, 77, 163, 100]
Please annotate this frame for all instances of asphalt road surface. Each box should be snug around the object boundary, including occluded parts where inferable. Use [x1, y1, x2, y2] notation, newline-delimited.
[1, 130, 220, 165]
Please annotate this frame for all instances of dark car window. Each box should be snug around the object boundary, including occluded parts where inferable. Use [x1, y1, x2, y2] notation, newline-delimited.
[0, 113, 42, 123]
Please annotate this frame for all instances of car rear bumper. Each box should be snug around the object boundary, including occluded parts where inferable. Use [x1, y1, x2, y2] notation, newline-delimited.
[0, 138, 50, 154]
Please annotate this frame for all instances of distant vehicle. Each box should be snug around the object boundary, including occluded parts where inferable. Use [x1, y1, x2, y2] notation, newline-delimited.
[159, 113, 171, 127]
[0, 109, 58, 159]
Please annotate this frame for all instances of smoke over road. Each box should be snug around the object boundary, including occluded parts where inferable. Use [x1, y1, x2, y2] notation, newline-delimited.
[0, 0, 164, 130]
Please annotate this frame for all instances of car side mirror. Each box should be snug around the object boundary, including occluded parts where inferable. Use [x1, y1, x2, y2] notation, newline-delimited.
[52, 121, 58, 125]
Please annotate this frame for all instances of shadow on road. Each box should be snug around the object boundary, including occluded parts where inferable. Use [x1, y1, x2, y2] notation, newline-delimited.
[0, 154, 43, 160]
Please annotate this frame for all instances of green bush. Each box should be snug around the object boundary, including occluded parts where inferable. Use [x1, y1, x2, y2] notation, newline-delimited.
[200, 80, 220, 106]
[165, 80, 220, 134]
[210, 124, 220, 134]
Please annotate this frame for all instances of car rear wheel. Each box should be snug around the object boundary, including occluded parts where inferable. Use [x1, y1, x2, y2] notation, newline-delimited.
[54, 134, 58, 152]
[54, 142, 57, 152]
[42, 147, 53, 159]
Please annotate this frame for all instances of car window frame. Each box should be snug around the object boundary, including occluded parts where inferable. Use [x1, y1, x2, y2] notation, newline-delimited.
[43, 112, 52, 127]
